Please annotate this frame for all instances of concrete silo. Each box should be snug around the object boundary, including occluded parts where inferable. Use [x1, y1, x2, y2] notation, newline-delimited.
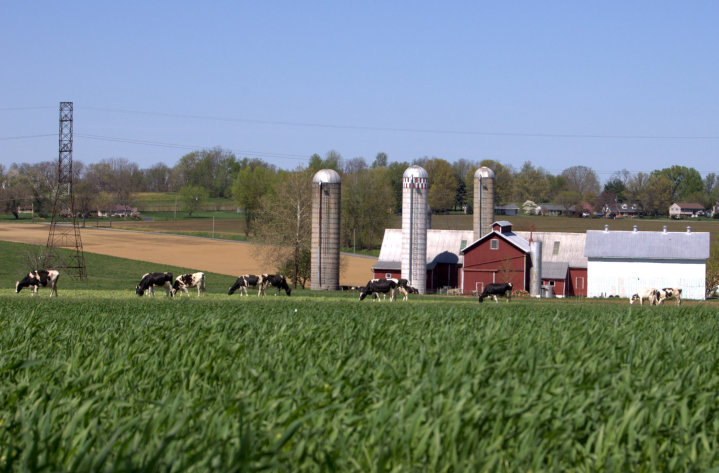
[473, 167, 495, 241]
[311, 169, 341, 290]
[401, 165, 428, 294]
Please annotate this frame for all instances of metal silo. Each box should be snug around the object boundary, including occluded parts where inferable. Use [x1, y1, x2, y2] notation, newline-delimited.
[401, 165, 428, 294]
[311, 169, 341, 290]
[473, 167, 495, 241]
[529, 240, 542, 297]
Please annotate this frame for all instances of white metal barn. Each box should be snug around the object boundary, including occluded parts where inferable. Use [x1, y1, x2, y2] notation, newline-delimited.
[585, 226, 710, 300]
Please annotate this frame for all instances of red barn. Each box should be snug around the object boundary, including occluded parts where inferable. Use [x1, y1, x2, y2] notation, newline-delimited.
[373, 221, 588, 296]
[460, 221, 530, 294]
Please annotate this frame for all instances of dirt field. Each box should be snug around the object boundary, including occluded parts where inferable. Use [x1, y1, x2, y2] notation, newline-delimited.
[0, 223, 377, 286]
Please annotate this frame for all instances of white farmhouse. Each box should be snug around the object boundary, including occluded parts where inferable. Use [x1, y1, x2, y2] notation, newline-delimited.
[585, 225, 710, 300]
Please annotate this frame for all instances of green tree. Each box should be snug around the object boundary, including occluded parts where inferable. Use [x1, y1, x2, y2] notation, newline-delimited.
[341, 167, 393, 250]
[603, 178, 627, 202]
[231, 162, 276, 237]
[638, 175, 673, 216]
[308, 150, 342, 173]
[424, 158, 458, 212]
[371, 152, 388, 168]
[652, 165, 704, 202]
[178, 184, 209, 216]
[554, 190, 582, 212]
[512, 162, 551, 203]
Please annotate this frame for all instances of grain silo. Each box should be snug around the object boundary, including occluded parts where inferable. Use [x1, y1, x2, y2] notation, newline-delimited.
[401, 165, 428, 294]
[311, 169, 341, 290]
[473, 167, 495, 241]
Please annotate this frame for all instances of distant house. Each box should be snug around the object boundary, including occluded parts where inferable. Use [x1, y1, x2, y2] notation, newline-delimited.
[602, 202, 642, 217]
[97, 205, 139, 218]
[495, 203, 519, 216]
[585, 225, 710, 300]
[537, 203, 578, 217]
[669, 202, 705, 219]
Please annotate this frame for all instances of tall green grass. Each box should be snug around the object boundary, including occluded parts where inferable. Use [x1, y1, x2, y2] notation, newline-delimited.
[1, 296, 718, 471]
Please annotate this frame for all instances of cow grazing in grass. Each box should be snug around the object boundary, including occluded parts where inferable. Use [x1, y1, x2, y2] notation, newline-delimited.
[656, 287, 682, 305]
[260, 274, 291, 296]
[359, 278, 398, 301]
[172, 272, 206, 297]
[15, 269, 60, 297]
[478, 282, 513, 303]
[228, 274, 263, 296]
[136, 272, 173, 297]
[394, 278, 417, 301]
[630, 288, 658, 305]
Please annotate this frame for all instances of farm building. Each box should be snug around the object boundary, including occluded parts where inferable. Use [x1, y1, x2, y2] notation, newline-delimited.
[460, 221, 587, 297]
[585, 225, 710, 300]
[374, 221, 587, 296]
[373, 229, 474, 292]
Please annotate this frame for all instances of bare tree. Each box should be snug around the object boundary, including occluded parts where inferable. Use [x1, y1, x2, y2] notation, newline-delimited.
[561, 165, 600, 199]
[255, 169, 313, 287]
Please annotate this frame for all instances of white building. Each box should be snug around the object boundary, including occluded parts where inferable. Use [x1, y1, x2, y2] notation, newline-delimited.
[585, 225, 710, 300]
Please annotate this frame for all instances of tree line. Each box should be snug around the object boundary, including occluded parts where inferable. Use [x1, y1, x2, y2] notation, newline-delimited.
[2, 148, 718, 287]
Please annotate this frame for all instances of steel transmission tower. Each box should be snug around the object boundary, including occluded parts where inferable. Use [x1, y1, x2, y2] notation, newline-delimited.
[46, 102, 87, 278]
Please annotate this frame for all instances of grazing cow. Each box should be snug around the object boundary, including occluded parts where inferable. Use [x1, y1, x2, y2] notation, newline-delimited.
[359, 278, 398, 301]
[15, 269, 60, 297]
[260, 274, 291, 296]
[656, 287, 682, 305]
[478, 282, 513, 303]
[394, 278, 417, 301]
[136, 272, 173, 297]
[228, 274, 264, 296]
[172, 272, 206, 297]
[630, 288, 658, 305]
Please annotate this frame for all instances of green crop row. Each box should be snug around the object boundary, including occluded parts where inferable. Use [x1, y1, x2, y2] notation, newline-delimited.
[1, 296, 718, 472]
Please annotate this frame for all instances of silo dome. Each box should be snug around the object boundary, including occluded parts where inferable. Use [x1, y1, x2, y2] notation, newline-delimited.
[403, 165, 429, 180]
[312, 169, 341, 184]
[474, 167, 495, 179]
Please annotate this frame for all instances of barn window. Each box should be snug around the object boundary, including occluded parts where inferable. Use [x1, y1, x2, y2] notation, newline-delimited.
[385, 273, 392, 279]
[553, 241, 560, 255]
[490, 239, 499, 250]
[575, 277, 584, 290]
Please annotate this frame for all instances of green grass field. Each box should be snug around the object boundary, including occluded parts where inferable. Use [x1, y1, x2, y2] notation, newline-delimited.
[2, 242, 719, 471]
[2, 293, 718, 471]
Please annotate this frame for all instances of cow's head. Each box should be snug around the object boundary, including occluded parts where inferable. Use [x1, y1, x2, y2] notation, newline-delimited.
[135, 285, 145, 296]
[629, 294, 639, 304]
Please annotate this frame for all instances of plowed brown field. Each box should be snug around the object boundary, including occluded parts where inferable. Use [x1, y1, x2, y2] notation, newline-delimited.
[0, 223, 377, 286]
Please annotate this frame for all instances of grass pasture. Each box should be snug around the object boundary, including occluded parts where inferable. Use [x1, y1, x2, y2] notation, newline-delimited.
[2, 241, 719, 471]
[2, 284, 719, 469]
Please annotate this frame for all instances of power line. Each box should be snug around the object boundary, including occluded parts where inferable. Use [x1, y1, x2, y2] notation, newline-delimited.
[0, 134, 55, 141]
[83, 106, 719, 141]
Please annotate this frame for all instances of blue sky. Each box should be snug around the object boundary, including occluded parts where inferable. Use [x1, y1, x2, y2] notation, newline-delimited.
[1, 1, 717, 181]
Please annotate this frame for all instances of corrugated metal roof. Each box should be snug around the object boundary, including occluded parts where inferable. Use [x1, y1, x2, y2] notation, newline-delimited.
[542, 261, 568, 279]
[584, 229, 710, 259]
[515, 232, 587, 268]
[373, 229, 474, 270]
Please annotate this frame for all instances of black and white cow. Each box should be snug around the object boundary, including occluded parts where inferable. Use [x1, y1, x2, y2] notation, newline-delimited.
[260, 274, 291, 296]
[394, 278, 417, 301]
[136, 272, 173, 297]
[478, 282, 513, 303]
[359, 278, 398, 301]
[228, 274, 264, 296]
[15, 269, 60, 297]
[656, 287, 682, 305]
[171, 272, 206, 297]
[630, 288, 658, 305]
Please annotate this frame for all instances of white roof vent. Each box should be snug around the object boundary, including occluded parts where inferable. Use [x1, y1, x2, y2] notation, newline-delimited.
[687, 226, 692, 233]
[633, 225, 638, 232]
[604, 224, 609, 232]
[663, 225, 667, 233]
